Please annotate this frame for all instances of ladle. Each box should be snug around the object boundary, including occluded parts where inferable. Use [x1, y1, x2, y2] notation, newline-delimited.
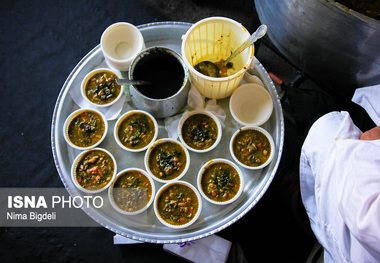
[116, 78, 151, 86]
[194, 24, 267, 78]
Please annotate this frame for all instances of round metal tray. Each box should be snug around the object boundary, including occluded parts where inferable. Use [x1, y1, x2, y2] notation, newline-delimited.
[51, 21, 284, 243]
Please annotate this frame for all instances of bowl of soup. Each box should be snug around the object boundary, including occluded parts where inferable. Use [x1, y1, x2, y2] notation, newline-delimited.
[230, 126, 275, 170]
[114, 110, 158, 152]
[154, 181, 202, 229]
[81, 68, 123, 107]
[108, 168, 155, 215]
[63, 108, 108, 150]
[178, 110, 222, 153]
[197, 158, 244, 205]
[71, 148, 117, 193]
[144, 138, 190, 183]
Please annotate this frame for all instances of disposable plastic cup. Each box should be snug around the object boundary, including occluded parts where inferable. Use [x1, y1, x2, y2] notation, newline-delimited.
[181, 17, 254, 99]
[101, 22, 145, 71]
[229, 83, 273, 126]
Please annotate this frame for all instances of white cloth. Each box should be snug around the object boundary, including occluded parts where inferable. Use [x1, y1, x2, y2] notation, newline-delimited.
[300, 86, 380, 262]
[163, 235, 231, 263]
[352, 84, 380, 126]
[113, 233, 232, 263]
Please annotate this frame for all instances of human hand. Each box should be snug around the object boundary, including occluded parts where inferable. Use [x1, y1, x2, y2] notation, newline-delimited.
[360, 126, 380, 140]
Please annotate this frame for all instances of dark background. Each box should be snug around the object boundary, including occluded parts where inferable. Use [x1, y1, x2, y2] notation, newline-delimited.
[0, 0, 375, 262]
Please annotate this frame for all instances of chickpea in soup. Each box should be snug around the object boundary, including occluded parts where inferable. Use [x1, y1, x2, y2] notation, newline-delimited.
[112, 170, 152, 213]
[156, 183, 199, 226]
[233, 129, 271, 167]
[84, 71, 121, 105]
[75, 149, 114, 190]
[201, 162, 240, 202]
[68, 111, 105, 147]
[118, 112, 155, 150]
[148, 142, 187, 181]
[181, 114, 218, 150]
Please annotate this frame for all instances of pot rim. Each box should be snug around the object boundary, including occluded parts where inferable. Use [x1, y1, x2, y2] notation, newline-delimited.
[326, 0, 380, 25]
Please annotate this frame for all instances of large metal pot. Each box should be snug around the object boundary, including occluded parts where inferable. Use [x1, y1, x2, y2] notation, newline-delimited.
[255, 0, 380, 98]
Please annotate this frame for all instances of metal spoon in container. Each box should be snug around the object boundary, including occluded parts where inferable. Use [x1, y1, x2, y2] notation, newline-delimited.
[116, 78, 152, 85]
[194, 24, 267, 78]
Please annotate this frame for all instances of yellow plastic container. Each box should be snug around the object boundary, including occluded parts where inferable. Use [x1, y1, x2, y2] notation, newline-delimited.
[181, 17, 254, 99]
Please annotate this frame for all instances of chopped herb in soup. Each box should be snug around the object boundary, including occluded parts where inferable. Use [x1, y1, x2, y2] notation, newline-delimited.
[75, 149, 114, 190]
[148, 142, 187, 180]
[201, 162, 240, 202]
[112, 170, 152, 213]
[156, 183, 199, 226]
[84, 71, 121, 105]
[118, 112, 155, 149]
[182, 114, 218, 150]
[233, 129, 271, 167]
[68, 111, 105, 147]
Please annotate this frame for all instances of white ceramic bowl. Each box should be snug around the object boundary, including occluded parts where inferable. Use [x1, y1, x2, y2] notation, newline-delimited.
[230, 126, 275, 170]
[63, 108, 108, 150]
[229, 83, 273, 126]
[81, 68, 123, 108]
[101, 22, 145, 71]
[154, 181, 202, 229]
[197, 158, 244, 205]
[114, 110, 158, 152]
[108, 168, 155, 215]
[178, 110, 222, 153]
[71, 148, 117, 194]
[144, 138, 190, 183]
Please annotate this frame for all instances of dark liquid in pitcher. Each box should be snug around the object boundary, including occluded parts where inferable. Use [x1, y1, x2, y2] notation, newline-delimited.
[133, 52, 185, 99]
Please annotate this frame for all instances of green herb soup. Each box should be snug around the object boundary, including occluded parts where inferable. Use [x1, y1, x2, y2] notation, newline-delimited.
[118, 113, 155, 150]
[112, 170, 152, 213]
[84, 71, 121, 105]
[181, 114, 218, 150]
[233, 129, 271, 167]
[201, 162, 240, 202]
[68, 111, 105, 147]
[75, 150, 114, 190]
[148, 142, 187, 181]
[156, 184, 199, 226]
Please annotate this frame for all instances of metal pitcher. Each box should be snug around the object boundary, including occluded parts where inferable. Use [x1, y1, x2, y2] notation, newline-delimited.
[128, 46, 190, 118]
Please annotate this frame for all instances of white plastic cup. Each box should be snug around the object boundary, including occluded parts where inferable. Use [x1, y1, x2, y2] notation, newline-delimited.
[63, 108, 108, 151]
[181, 17, 254, 99]
[154, 181, 202, 229]
[230, 126, 275, 170]
[81, 68, 123, 107]
[197, 158, 244, 205]
[178, 110, 222, 153]
[144, 138, 190, 184]
[229, 83, 273, 126]
[114, 110, 158, 152]
[108, 168, 155, 215]
[101, 22, 145, 71]
[71, 148, 117, 194]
